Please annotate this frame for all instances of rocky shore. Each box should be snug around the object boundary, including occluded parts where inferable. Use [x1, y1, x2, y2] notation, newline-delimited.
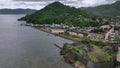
[60, 51, 86, 68]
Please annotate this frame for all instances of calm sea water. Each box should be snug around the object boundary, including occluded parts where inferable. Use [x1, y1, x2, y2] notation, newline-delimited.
[0, 15, 73, 68]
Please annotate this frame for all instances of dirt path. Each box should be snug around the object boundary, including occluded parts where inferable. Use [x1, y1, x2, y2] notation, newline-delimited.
[117, 47, 120, 62]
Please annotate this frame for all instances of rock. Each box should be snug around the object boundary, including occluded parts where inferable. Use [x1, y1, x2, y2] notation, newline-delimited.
[63, 54, 75, 63]
[74, 61, 86, 68]
[60, 51, 65, 55]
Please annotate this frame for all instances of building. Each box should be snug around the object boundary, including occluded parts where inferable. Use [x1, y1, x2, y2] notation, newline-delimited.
[100, 25, 112, 29]
[51, 29, 65, 34]
[66, 30, 88, 38]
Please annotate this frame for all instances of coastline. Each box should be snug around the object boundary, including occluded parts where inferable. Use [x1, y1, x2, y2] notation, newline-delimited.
[20, 24, 117, 68]
[33, 27, 77, 42]
[29, 26, 88, 68]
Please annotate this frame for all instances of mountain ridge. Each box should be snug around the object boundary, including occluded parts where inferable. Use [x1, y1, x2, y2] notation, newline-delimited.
[0, 9, 36, 14]
[81, 1, 120, 16]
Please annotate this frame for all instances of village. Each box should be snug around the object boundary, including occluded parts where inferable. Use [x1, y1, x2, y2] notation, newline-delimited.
[21, 17, 120, 68]
[21, 17, 120, 42]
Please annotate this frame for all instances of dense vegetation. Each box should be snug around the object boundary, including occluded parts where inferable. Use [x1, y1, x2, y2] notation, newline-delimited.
[82, 1, 120, 16]
[62, 39, 116, 62]
[21, 2, 99, 27]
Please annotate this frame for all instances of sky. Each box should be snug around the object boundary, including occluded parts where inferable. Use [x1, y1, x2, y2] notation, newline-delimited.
[0, 0, 118, 10]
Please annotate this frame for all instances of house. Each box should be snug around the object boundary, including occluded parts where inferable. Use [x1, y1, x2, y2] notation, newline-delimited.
[50, 24, 69, 29]
[100, 25, 112, 29]
[66, 29, 105, 41]
[66, 30, 88, 38]
[51, 29, 65, 34]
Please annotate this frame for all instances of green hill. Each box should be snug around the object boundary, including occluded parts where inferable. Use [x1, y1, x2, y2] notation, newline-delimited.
[82, 1, 120, 16]
[20, 1, 91, 27]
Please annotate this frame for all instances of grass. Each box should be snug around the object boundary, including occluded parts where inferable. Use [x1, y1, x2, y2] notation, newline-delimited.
[62, 39, 116, 62]
[59, 33, 83, 42]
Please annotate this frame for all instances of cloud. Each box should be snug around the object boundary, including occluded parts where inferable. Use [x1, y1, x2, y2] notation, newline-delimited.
[63, 0, 118, 7]
[0, 0, 47, 10]
[0, 0, 118, 10]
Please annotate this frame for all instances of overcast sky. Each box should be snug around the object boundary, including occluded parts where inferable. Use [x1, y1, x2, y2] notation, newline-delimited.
[0, 0, 118, 10]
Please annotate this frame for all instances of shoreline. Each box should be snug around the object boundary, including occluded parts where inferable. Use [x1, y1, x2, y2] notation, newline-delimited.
[23, 26, 84, 68]
[33, 27, 76, 42]
[20, 24, 118, 68]
[30, 26, 87, 68]
[20, 24, 117, 68]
